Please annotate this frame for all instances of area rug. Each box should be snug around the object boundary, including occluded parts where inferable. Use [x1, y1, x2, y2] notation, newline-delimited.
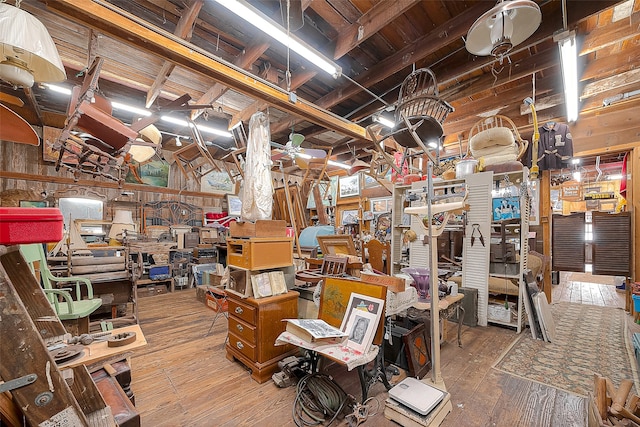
[493, 302, 639, 397]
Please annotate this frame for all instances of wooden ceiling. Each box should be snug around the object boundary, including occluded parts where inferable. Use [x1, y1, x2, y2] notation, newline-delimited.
[3, 0, 640, 166]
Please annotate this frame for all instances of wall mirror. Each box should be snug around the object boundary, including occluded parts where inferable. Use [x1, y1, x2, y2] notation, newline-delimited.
[56, 188, 106, 230]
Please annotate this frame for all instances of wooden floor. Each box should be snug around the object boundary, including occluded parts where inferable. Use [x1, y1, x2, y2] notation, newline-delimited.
[131, 274, 630, 426]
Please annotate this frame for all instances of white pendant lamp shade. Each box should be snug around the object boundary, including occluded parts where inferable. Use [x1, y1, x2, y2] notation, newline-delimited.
[0, 3, 66, 87]
[465, 0, 542, 57]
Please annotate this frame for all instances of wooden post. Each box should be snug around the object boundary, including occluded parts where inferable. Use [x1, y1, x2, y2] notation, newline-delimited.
[541, 169, 552, 302]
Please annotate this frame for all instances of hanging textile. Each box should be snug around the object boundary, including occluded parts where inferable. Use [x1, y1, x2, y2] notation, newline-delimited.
[525, 122, 574, 171]
[241, 112, 273, 220]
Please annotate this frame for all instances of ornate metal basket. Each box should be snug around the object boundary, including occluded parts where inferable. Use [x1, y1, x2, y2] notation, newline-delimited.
[384, 68, 454, 148]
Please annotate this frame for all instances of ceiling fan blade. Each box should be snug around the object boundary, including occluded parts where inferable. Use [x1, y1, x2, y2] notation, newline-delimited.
[0, 104, 39, 145]
[0, 92, 24, 107]
[294, 156, 309, 169]
[289, 133, 304, 147]
[301, 148, 327, 158]
[271, 149, 288, 161]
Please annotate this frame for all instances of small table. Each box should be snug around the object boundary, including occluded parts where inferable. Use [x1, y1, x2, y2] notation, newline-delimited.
[57, 324, 147, 370]
[407, 294, 465, 347]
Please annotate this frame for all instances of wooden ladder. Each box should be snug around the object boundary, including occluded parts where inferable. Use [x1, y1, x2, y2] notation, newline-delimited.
[0, 247, 115, 426]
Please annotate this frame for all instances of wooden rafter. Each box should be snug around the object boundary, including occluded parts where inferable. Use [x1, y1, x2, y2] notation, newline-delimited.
[145, 0, 204, 108]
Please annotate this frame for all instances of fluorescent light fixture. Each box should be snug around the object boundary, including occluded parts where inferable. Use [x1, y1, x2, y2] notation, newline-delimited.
[327, 159, 351, 170]
[213, 0, 341, 78]
[375, 115, 395, 128]
[161, 115, 232, 138]
[571, 158, 580, 165]
[556, 30, 579, 122]
[607, 174, 623, 180]
[43, 83, 72, 95]
[111, 101, 152, 117]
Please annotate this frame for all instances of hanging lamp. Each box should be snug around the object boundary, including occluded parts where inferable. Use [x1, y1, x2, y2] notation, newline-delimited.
[0, 3, 66, 87]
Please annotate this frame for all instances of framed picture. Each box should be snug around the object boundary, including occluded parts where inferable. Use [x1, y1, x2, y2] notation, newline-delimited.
[340, 293, 384, 353]
[318, 277, 388, 345]
[19, 200, 48, 208]
[306, 176, 338, 209]
[201, 170, 236, 194]
[125, 159, 170, 187]
[341, 209, 359, 225]
[227, 194, 242, 216]
[492, 196, 521, 221]
[402, 323, 431, 379]
[344, 308, 377, 353]
[370, 197, 391, 214]
[316, 235, 357, 256]
[339, 175, 360, 198]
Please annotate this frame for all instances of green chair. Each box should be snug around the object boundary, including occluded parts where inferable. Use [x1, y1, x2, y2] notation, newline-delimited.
[19, 244, 102, 323]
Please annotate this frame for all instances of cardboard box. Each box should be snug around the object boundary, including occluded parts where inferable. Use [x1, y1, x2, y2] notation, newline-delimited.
[229, 220, 287, 238]
[0, 207, 64, 245]
[360, 272, 406, 293]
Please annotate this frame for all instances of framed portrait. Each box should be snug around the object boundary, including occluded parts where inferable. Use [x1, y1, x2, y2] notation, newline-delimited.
[492, 196, 521, 221]
[227, 194, 242, 216]
[339, 175, 360, 198]
[201, 170, 236, 194]
[370, 197, 391, 214]
[340, 292, 385, 353]
[341, 209, 359, 225]
[402, 323, 431, 379]
[19, 200, 48, 208]
[344, 308, 377, 353]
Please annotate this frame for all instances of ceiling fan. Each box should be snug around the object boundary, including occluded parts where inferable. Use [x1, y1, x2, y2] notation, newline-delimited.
[465, 0, 542, 59]
[271, 132, 327, 169]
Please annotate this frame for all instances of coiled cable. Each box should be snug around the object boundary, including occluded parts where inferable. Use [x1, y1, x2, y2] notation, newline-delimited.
[292, 373, 353, 426]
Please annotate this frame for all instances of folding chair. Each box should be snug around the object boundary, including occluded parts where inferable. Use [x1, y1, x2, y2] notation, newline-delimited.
[206, 287, 229, 336]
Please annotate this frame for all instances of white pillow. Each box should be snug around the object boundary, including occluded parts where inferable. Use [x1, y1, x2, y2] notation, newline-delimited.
[469, 127, 515, 151]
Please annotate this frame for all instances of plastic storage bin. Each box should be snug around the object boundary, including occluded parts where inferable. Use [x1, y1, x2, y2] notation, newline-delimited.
[0, 207, 64, 245]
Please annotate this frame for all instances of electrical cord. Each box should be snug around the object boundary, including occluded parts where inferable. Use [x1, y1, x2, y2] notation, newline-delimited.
[292, 373, 353, 427]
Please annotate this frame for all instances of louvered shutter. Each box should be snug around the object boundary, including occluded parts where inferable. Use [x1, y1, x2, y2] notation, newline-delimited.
[592, 212, 631, 276]
[552, 213, 585, 272]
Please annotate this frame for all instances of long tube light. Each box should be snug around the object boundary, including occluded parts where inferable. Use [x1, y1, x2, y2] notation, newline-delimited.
[161, 115, 232, 138]
[556, 30, 579, 122]
[212, 0, 341, 78]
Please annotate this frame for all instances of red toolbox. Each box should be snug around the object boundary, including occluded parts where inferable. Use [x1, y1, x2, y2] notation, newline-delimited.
[0, 207, 64, 245]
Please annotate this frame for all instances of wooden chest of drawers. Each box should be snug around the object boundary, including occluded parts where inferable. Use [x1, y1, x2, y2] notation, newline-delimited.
[225, 290, 299, 383]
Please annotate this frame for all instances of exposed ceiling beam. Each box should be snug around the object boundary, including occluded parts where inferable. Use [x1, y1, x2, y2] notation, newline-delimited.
[44, 0, 369, 141]
[145, 0, 204, 108]
[580, 9, 640, 55]
[332, 0, 421, 60]
[269, 2, 490, 135]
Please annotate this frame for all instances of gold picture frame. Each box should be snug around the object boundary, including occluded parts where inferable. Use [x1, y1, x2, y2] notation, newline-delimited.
[316, 235, 357, 257]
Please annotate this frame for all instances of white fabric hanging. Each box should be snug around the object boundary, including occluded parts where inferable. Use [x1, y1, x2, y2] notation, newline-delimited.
[241, 112, 273, 220]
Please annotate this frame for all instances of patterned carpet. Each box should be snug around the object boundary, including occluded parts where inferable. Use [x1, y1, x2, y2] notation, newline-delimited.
[493, 302, 638, 397]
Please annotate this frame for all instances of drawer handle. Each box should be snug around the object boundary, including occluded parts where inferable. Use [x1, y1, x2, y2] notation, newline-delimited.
[236, 324, 244, 332]
[236, 342, 244, 350]
[235, 307, 243, 314]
